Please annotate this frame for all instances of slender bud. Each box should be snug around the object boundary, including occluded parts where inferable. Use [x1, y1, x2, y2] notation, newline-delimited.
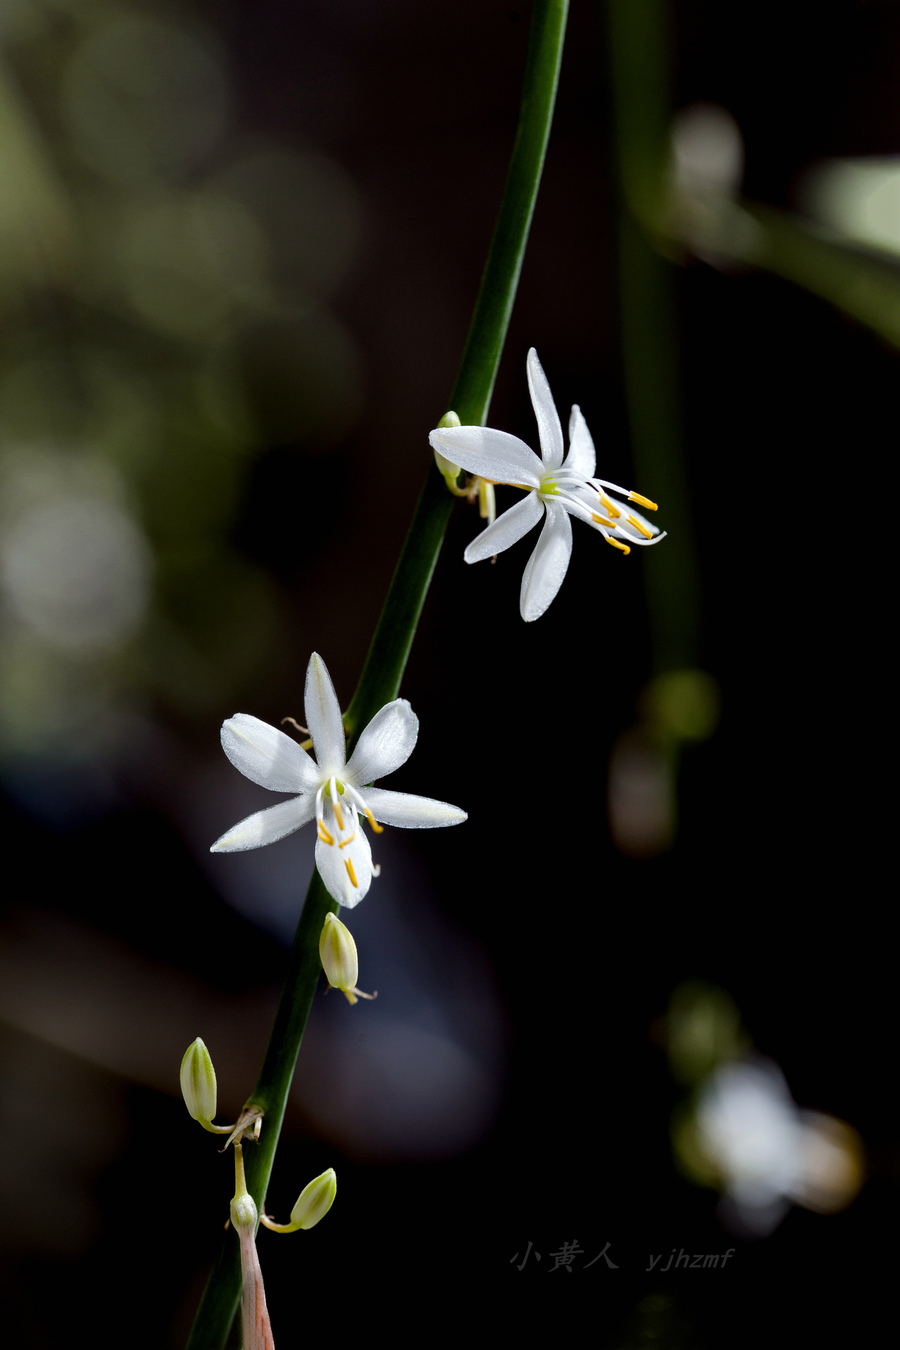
[320, 913, 360, 1004]
[433, 411, 464, 491]
[290, 1168, 337, 1230]
[180, 1037, 217, 1125]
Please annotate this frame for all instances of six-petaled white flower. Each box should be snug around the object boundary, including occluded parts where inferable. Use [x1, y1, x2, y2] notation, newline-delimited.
[429, 348, 666, 621]
[211, 652, 467, 907]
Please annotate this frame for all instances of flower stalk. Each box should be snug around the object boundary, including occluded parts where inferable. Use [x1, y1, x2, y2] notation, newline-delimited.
[185, 4, 569, 1345]
[230, 1145, 275, 1350]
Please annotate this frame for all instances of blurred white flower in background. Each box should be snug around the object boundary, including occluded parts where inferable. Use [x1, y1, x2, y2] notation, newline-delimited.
[694, 1058, 864, 1237]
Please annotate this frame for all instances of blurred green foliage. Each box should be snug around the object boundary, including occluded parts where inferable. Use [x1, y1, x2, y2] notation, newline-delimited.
[0, 0, 364, 765]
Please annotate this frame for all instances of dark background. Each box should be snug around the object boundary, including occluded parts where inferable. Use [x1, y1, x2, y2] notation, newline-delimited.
[0, 2, 893, 1344]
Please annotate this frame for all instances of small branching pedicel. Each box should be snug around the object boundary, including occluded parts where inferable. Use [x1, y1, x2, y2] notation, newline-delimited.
[182, 1040, 337, 1349]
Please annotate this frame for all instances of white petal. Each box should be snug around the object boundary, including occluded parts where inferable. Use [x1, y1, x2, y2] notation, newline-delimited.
[428, 426, 542, 487]
[363, 787, 468, 828]
[526, 348, 564, 471]
[464, 490, 544, 564]
[304, 652, 346, 776]
[344, 698, 418, 785]
[519, 501, 573, 621]
[565, 405, 596, 478]
[210, 794, 315, 852]
[315, 824, 374, 909]
[220, 714, 320, 793]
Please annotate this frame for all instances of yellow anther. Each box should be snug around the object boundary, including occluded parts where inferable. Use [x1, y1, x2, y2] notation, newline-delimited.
[318, 821, 335, 846]
[627, 514, 654, 540]
[605, 535, 631, 555]
[338, 829, 357, 849]
[344, 857, 358, 887]
[600, 494, 621, 519]
[362, 803, 384, 834]
[591, 513, 617, 529]
[628, 491, 658, 511]
[332, 796, 345, 832]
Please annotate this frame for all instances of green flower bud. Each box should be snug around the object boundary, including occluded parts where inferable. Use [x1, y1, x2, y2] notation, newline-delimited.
[434, 410, 463, 489]
[320, 913, 359, 1005]
[180, 1037, 217, 1125]
[290, 1168, 337, 1230]
[230, 1190, 259, 1232]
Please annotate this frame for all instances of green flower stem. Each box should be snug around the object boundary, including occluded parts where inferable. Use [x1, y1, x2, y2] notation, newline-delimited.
[185, 5, 568, 1346]
[343, 0, 570, 743]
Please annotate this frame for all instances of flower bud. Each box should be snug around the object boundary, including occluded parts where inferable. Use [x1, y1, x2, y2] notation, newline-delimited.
[320, 913, 359, 1004]
[290, 1168, 337, 1230]
[433, 410, 463, 488]
[180, 1037, 217, 1124]
[230, 1190, 259, 1232]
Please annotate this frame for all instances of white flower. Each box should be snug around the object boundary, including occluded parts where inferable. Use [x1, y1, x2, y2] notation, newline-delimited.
[429, 348, 666, 621]
[696, 1060, 803, 1230]
[211, 653, 467, 908]
[694, 1059, 864, 1236]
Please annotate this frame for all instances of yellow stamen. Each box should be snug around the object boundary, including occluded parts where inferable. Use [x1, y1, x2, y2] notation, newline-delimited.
[600, 494, 621, 519]
[318, 821, 335, 846]
[627, 513, 653, 540]
[628, 491, 658, 511]
[591, 513, 617, 529]
[339, 829, 357, 849]
[344, 857, 358, 887]
[332, 796, 345, 832]
[362, 803, 384, 834]
[605, 536, 631, 555]
[477, 478, 496, 523]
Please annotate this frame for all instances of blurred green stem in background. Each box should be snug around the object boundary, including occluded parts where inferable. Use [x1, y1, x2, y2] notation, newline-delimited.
[605, 0, 900, 857]
[607, 0, 700, 674]
[186, 3, 570, 1345]
[608, 0, 900, 679]
[603, 0, 712, 858]
[683, 193, 900, 351]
